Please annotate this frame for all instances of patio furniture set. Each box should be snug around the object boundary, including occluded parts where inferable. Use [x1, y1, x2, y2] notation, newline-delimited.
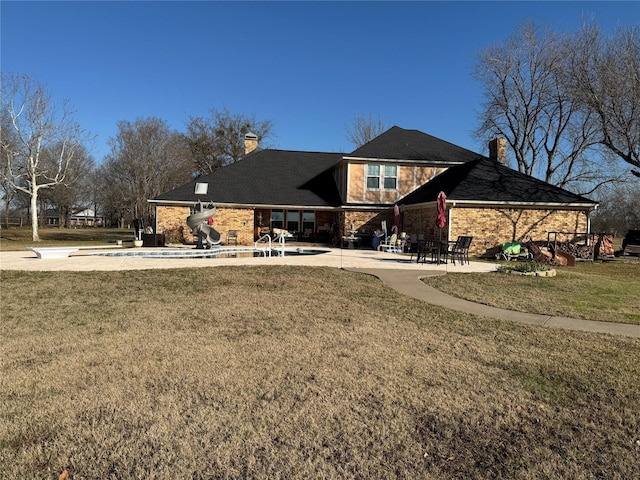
[378, 233, 473, 266]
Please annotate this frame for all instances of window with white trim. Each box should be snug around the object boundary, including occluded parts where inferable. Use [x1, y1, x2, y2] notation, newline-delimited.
[366, 164, 380, 189]
[366, 164, 397, 190]
[384, 165, 397, 189]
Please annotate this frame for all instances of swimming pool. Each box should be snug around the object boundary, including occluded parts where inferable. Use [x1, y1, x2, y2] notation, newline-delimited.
[91, 247, 330, 259]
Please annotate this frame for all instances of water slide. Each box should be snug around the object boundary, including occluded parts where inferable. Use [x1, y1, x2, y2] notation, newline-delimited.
[186, 205, 221, 247]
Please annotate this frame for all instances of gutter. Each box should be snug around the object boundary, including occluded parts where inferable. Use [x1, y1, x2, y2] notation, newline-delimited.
[402, 200, 598, 210]
[148, 199, 337, 210]
[342, 156, 466, 166]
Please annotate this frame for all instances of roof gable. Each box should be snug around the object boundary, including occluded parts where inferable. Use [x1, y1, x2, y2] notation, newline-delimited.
[346, 126, 484, 163]
[153, 149, 343, 207]
[400, 158, 596, 206]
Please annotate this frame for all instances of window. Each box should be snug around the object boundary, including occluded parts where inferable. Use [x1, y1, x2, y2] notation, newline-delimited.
[271, 209, 283, 229]
[286, 210, 300, 232]
[302, 210, 315, 232]
[366, 164, 380, 189]
[366, 164, 397, 190]
[384, 165, 397, 189]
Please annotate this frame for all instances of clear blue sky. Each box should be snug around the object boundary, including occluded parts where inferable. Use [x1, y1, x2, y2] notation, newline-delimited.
[2, 1, 638, 162]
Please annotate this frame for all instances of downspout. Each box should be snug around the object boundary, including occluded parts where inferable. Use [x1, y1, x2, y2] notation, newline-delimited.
[447, 201, 456, 241]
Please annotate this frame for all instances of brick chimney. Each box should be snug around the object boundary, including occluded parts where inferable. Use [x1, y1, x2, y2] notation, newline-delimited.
[488, 138, 507, 164]
[244, 132, 258, 155]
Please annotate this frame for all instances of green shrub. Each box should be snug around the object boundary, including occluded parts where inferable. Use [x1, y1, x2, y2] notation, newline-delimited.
[497, 261, 552, 273]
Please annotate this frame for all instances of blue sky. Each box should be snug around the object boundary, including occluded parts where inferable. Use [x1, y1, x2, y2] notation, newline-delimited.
[2, 1, 638, 162]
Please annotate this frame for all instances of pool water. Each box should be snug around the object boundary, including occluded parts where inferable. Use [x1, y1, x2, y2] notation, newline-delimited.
[92, 247, 329, 259]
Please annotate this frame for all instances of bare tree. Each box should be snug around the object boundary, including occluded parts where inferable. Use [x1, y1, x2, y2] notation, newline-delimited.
[42, 143, 95, 227]
[569, 24, 640, 178]
[102, 117, 192, 225]
[590, 180, 640, 236]
[346, 114, 386, 148]
[0, 111, 17, 227]
[185, 108, 274, 176]
[474, 22, 613, 192]
[0, 167, 17, 228]
[0, 73, 89, 241]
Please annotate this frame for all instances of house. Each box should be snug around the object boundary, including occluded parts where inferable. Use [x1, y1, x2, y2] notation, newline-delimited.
[150, 126, 597, 256]
[44, 208, 104, 227]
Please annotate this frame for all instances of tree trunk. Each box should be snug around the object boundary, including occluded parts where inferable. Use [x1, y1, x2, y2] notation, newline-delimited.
[30, 186, 40, 241]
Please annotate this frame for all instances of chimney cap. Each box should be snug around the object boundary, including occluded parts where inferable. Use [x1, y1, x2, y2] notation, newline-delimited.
[245, 132, 258, 140]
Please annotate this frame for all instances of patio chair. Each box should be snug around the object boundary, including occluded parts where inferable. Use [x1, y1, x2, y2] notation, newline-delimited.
[226, 230, 238, 245]
[417, 236, 439, 263]
[408, 234, 419, 261]
[378, 233, 400, 252]
[447, 236, 473, 265]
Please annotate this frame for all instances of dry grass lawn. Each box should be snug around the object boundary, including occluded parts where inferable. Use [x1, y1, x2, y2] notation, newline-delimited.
[0, 227, 134, 251]
[1, 266, 639, 479]
[423, 260, 640, 325]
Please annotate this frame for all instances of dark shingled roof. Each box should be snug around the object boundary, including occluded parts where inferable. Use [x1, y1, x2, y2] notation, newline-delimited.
[153, 149, 344, 207]
[346, 126, 484, 163]
[153, 127, 596, 210]
[400, 158, 597, 206]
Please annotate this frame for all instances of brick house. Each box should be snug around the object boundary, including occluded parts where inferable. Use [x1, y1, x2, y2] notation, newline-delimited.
[150, 126, 597, 256]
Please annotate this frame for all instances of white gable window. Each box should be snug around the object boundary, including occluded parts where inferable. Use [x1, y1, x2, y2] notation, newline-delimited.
[384, 165, 397, 189]
[366, 164, 380, 189]
[366, 164, 397, 190]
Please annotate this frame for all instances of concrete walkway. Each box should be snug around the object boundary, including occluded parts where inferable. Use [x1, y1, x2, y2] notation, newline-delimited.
[2, 246, 639, 338]
[350, 268, 640, 338]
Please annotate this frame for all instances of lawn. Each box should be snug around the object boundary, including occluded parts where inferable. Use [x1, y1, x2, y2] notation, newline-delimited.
[1, 266, 639, 479]
[423, 260, 640, 325]
[0, 226, 135, 251]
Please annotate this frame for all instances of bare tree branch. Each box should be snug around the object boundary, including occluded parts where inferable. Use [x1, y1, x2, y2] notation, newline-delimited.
[474, 22, 612, 194]
[0, 73, 89, 240]
[346, 114, 386, 148]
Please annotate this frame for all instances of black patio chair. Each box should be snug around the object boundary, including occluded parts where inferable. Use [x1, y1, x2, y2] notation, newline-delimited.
[447, 236, 473, 265]
[417, 236, 439, 264]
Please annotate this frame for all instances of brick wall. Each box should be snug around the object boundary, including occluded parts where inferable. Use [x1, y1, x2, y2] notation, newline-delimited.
[157, 205, 255, 245]
[400, 204, 589, 256]
[402, 206, 439, 237]
[213, 207, 255, 245]
[343, 210, 390, 235]
[158, 202, 588, 255]
[451, 207, 589, 256]
[156, 206, 192, 243]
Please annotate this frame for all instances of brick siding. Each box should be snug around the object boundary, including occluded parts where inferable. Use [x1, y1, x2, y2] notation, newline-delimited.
[157, 205, 255, 245]
[157, 203, 589, 256]
[451, 207, 589, 256]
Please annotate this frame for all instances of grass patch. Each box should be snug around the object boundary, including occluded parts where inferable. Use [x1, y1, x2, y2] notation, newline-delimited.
[1, 266, 639, 478]
[0, 226, 134, 251]
[424, 260, 640, 325]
